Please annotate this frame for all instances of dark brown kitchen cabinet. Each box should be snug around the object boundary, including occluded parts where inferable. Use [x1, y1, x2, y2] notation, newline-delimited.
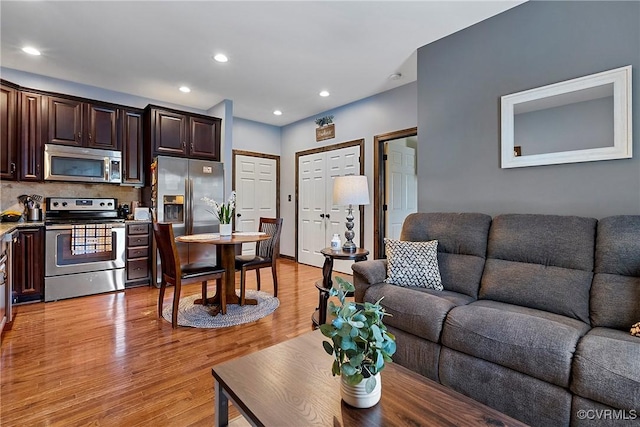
[145, 105, 220, 160]
[125, 223, 151, 287]
[48, 96, 119, 150]
[120, 108, 145, 186]
[13, 227, 44, 303]
[0, 84, 18, 180]
[19, 91, 45, 181]
[190, 115, 220, 159]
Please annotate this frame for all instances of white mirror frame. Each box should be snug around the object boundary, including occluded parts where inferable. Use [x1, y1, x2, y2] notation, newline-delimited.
[501, 65, 632, 168]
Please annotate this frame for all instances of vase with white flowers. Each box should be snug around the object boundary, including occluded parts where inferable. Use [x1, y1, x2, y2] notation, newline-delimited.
[202, 191, 236, 235]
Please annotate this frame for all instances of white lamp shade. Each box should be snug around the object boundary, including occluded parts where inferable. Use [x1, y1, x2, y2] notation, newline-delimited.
[333, 175, 370, 206]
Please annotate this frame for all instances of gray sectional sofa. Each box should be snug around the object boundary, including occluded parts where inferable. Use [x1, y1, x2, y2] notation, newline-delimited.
[352, 213, 640, 427]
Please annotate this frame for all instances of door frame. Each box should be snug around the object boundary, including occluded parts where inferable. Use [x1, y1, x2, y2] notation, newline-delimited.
[232, 149, 281, 224]
[373, 127, 417, 259]
[295, 139, 365, 262]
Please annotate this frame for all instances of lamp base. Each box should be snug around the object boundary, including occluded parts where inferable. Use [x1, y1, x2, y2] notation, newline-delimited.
[342, 241, 357, 252]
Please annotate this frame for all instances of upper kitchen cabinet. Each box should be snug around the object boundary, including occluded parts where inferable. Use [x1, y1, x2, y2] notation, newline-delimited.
[0, 83, 18, 180]
[19, 91, 46, 181]
[48, 96, 119, 150]
[120, 108, 145, 186]
[145, 105, 221, 160]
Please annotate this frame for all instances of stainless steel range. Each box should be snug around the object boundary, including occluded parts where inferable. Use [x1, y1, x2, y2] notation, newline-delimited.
[44, 197, 125, 302]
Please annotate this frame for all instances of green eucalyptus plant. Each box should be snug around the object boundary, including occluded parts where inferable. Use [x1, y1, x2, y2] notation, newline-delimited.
[320, 276, 396, 393]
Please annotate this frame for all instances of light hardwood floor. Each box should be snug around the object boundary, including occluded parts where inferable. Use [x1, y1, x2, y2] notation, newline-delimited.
[1, 260, 332, 426]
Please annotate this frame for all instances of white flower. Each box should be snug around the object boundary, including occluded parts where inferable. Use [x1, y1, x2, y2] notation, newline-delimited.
[202, 191, 236, 224]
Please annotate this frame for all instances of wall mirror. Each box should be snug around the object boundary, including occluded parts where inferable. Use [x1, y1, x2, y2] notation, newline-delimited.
[501, 65, 632, 168]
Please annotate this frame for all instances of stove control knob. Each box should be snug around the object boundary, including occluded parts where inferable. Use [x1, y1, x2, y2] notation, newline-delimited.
[100, 202, 105, 207]
[53, 202, 59, 207]
[62, 202, 68, 207]
[108, 202, 113, 206]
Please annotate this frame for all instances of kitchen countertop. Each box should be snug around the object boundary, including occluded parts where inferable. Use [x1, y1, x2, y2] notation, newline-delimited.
[0, 221, 45, 238]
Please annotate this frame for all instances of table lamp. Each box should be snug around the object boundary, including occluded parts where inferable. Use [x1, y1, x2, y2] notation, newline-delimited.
[333, 175, 370, 252]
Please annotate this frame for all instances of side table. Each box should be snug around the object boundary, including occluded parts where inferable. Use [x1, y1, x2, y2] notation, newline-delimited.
[312, 247, 369, 327]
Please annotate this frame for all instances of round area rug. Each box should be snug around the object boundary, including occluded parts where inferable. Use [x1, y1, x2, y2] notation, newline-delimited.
[162, 290, 279, 328]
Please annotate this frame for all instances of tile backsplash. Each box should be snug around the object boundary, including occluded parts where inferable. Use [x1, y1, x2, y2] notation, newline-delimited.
[0, 181, 142, 213]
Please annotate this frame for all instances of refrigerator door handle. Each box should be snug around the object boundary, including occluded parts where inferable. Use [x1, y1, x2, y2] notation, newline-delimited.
[185, 177, 191, 235]
[189, 178, 195, 235]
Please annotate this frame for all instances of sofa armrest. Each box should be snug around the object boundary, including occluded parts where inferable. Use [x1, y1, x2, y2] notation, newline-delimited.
[352, 259, 387, 302]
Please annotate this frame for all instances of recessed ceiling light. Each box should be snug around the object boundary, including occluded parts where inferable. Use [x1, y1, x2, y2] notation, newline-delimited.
[213, 53, 228, 63]
[273, 110, 282, 116]
[388, 72, 402, 81]
[179, 86, 191, 93]
[22, 46, 41, 56]
[319, 90, 330, 97]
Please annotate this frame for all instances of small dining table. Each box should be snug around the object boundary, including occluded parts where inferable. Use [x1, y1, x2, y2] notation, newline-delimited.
[175, 232, 271, 307]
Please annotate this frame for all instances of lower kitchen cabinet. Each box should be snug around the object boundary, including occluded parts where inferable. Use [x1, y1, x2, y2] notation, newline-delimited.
[126, 222, 151, 287]
[13, 227, 44, 303]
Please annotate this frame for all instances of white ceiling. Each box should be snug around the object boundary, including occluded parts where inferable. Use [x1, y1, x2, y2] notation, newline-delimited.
[0, 1, 524, 126]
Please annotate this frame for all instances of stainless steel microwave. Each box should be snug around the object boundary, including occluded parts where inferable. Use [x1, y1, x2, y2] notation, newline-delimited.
[44, 144, 122, 184]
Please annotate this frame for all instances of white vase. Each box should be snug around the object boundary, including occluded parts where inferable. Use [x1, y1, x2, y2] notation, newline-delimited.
[219, 223, 232, 236]
[340, 372, 381, 408]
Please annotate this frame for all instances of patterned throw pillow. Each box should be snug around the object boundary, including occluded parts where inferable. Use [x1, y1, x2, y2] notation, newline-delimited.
[384, 238, 443, 290]
[631, 322, 640, 337]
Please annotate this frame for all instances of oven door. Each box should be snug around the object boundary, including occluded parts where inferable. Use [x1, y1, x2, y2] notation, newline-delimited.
[45, 223, 125, 277]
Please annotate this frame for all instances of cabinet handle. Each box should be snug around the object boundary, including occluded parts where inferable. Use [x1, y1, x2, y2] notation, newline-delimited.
[36, 164, 40, 173]
[325, 214, 330, 219]
[320, 214, 325, 218]
[76, 132, 81, 142]
[237, 213, 242, 217]
[88, 132, 92, 142]
[10, 163, 16, 175]
[190, 143, 194, 152]
[182, 141, 186, 149]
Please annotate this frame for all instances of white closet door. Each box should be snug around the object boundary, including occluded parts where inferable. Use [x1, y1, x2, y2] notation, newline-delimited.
[327, 146, 361, 274]
[235, 154, 277, 255]
[298, 145, 362, 272]
[298, 152, 326, 266]
[385, 142, 417, 240]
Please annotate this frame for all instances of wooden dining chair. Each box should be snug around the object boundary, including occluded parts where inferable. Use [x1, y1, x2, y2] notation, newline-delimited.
[152, 221, 226, 328]
[235, 217, 283, 304]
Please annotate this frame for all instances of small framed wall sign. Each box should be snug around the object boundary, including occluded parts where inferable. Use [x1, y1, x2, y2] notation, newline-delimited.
[316, 123, 335, 142]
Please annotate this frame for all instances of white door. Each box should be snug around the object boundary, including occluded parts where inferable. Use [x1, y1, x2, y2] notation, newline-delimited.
[298, 152, 327, 266]
[385, 141, 417, 240]
[235, 154, 278, 255]
[298, 145, 361, 273]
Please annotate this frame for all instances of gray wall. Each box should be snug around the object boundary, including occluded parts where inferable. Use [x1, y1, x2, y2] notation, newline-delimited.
[233, 118, 282, 156]
[417, 1, 640, 218]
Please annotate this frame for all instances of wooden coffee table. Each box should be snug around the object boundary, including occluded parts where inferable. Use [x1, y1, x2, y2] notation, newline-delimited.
[212, 330, 527, 426]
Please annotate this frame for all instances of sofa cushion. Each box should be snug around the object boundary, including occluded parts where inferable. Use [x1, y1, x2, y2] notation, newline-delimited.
[591, 215, 640, 329]
[571, 327, 640, 411]
[384, 238, 442, 290]
[481, 258, 593, 323]
[480, 214, 596, 323]
[363, 283, 473, 343]
[440, 347, 572, 427]
[400, 212, 492, 298]
[442, 300, 590, 388]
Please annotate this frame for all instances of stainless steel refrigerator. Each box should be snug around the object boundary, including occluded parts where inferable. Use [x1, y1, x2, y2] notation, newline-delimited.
[151, 156, 224, 285]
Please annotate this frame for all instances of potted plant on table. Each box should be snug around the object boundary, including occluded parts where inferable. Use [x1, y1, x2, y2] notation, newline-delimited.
[320, 276, 396, 408]
[202, 191, 236, 235]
